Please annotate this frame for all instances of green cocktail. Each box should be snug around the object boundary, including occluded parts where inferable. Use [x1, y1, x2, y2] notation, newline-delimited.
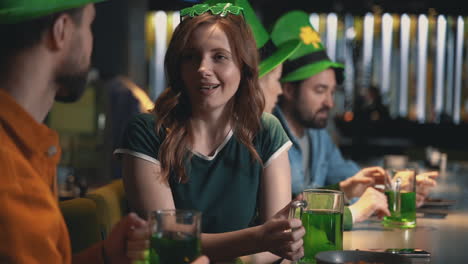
[149, 210, 201, 264]
[150, 231, 201, 264]
[383, 190, 416, 228]
[300, 209, 343, 264]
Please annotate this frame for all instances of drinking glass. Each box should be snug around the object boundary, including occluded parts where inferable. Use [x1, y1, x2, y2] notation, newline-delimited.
[290, 189, 344, 264]
[382, 169, 417, 228]
[149, 209, 201, 264]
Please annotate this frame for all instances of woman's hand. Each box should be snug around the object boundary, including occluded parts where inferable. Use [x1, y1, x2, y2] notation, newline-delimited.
[256, 200, 305, 261]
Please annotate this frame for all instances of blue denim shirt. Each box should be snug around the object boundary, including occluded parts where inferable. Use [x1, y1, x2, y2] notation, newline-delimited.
[273, 107, 360, 195]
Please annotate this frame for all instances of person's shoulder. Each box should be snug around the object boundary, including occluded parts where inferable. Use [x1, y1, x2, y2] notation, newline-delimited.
[123, 112, 161, 138]
[260, 112, 282, 128]
[132, 112, 156, 124]
[258, 112, 289, 142]
[0, 125, 20, 162]
[127, 113, 157, 129]
[0, 141, 27, 191]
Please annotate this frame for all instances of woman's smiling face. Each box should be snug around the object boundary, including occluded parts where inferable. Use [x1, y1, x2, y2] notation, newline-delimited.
[181, 23, 241, 113]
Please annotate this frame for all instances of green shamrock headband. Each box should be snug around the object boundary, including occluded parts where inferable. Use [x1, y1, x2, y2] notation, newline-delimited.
[180, 3, 243, 18]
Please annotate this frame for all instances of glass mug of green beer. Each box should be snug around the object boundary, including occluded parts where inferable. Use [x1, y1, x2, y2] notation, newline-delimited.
[149, 209, 201, 264]
[382, 169, 417, 228]
[290, 189, 344, 264]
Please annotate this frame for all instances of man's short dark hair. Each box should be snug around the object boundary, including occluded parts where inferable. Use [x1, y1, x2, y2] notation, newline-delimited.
[0, 7, 84, 77]
[277, 79, 303, 107]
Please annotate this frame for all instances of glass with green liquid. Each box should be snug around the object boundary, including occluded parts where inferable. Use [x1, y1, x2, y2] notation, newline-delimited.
[149, 210, 201, 264]
[382, 169, 417, 228]
[290, 189, 344, 264]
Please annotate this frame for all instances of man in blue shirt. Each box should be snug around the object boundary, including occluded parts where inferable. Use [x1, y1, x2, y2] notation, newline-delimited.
[270, 11, 437, 213]
[271, 11, 379, 194]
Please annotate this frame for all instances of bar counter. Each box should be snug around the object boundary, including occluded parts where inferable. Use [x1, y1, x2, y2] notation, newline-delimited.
[344, 162, 468, 263]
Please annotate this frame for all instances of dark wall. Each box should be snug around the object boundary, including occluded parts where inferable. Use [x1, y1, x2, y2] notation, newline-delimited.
[92, 0, 148, 88]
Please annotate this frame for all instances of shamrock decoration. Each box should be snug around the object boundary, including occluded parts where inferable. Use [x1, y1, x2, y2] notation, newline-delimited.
[180, 3, 243, 18]
[210, 3, 243, 17]
[180, 4, 210, 17]
[300, 26, 322, 48]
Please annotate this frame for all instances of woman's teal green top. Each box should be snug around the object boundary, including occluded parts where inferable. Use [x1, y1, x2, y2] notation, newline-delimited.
[115, 113, 292, 233]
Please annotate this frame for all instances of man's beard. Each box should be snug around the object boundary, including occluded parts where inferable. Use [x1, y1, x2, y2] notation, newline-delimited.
[54, 69, 89, 103]
[294, 106, 330, 129]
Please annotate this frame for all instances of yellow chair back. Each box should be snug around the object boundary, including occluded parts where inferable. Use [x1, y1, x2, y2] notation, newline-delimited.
[86, 179, 128, 238]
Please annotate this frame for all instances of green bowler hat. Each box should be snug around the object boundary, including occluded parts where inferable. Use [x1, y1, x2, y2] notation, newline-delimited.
[204, 0, 301, 77]
[0, 0, 105, 24]
[271, 10, 344, 83]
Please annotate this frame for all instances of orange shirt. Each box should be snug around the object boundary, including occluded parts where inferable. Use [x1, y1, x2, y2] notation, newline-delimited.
[0, 89, 71, 263]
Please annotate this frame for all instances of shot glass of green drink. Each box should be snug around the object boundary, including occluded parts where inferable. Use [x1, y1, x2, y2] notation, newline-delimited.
[149, 209, 201, 264]
[290, 189, 344, 264]
[382, 169, 417, 229]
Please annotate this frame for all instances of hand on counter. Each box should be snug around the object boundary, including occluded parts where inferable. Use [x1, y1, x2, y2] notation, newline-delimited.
[257, 200, 305, 261]
[348, 187, 390, 223]
[339, 167, 387, 199]
[416, 171, 439, 207]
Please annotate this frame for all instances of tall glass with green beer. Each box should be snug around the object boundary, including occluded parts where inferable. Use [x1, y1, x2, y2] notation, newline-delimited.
[290, 189, 344, 264]
[149, 209, 201, 264]
[382, 169, 417, 228]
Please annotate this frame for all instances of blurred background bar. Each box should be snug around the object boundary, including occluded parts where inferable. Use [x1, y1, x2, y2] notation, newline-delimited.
[434, 15, 447, 123]
[326, 13, 338, 61]
[399, 14, 410, 118]
[343, 14, 355, 111]
[454, 16, 464, 124]
[310, 13, 320, 32]
[416, 15, 428, 123]
[380, 13, 393, 106]
[151, 11, 167, 100]
[361, 13, 374, 92]
[445, 17, 455, 121]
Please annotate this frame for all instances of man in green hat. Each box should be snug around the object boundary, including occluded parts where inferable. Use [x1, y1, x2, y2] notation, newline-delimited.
[270, 11, 396, 225]
[0, 1, 170, 263]
[271, 11, 438, 224]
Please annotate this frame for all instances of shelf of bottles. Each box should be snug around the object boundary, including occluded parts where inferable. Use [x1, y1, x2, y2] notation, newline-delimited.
[145, 11, 468, 125]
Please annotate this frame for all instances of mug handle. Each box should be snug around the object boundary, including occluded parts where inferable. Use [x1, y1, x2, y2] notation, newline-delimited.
[289, 200, 307, 220]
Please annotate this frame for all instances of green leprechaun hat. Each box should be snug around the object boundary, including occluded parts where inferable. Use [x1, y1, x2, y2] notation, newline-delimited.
[271, 10, 344, 83]
[204, 0, 301, 77]
[0, 0, 105, 24]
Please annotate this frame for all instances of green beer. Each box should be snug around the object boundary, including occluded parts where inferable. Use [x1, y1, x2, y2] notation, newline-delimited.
[383, 190, 416, 228]
[150, 231, 201, 264]
[301, 209, 343, 264]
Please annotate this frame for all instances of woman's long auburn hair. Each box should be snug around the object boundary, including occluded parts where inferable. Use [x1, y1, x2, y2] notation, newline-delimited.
[153, 12, 265, 184]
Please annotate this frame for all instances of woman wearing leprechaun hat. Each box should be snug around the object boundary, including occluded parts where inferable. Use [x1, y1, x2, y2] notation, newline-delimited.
[116, 2, 305, 263]
[237, 3, 387, 233]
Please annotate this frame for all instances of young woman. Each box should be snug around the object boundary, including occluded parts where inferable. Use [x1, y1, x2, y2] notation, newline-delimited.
[115, 3, 304, 262]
